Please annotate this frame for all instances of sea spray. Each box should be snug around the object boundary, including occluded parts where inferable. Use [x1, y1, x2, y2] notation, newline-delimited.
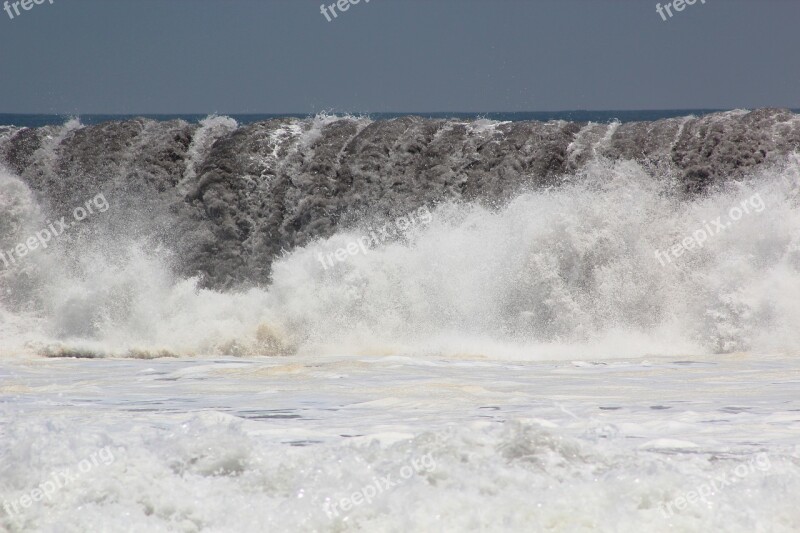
[2, 156, 799, 358]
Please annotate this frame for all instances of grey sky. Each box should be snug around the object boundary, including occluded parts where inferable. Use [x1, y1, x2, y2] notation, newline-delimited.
[0, 0, 798, 113]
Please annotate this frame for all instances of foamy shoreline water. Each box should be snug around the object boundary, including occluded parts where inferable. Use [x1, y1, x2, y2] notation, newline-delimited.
[2, 353, 799, 532]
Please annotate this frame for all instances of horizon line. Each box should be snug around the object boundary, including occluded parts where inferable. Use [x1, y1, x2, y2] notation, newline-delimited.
[5, 107, 800, 116]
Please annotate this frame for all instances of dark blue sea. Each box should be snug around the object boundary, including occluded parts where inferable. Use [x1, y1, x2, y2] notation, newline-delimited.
[1, 109, 787, 128]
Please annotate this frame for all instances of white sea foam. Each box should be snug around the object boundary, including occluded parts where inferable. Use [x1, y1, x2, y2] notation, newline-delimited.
[1, 355, 799, 532]
[1, 156, 800, 359]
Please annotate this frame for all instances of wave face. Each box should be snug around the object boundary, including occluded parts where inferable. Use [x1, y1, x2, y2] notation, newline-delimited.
[1, 110, 799, 358]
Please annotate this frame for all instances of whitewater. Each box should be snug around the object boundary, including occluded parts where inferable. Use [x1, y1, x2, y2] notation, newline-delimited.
[1, 111, 800, 532]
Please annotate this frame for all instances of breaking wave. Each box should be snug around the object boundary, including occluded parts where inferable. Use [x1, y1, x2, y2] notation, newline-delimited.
[1, 111, 799, 359]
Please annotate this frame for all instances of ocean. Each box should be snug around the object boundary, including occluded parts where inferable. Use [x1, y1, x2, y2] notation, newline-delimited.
[0, 109, 759, 129]
[1, 110, 799, 532]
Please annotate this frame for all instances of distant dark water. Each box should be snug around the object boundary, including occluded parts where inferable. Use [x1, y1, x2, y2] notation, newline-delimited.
[0, 109, 776, 128]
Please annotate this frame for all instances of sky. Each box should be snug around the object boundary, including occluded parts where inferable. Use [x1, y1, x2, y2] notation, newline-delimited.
[0, 0, 798, 114]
